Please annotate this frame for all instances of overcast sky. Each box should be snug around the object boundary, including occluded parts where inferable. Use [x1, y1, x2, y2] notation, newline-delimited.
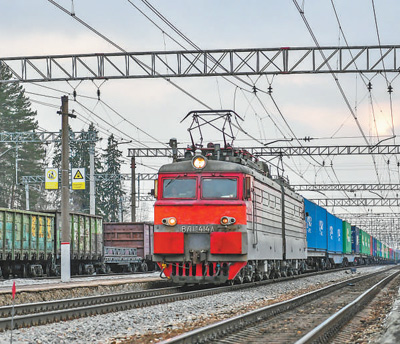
[2, 1, 400, 223]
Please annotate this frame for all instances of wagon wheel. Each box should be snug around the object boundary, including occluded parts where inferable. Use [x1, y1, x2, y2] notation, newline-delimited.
[140, 262, 148, 272]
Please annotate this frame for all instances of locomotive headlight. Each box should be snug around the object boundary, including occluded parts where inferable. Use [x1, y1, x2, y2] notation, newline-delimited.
[221, 216, 236, 225]
[162, 217, 177, 226]
[192, 155, 207, 169]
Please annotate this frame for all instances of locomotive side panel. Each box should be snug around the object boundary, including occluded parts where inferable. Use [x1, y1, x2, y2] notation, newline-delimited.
[247, 179, 283, 260]
[282, 190, 307, 260]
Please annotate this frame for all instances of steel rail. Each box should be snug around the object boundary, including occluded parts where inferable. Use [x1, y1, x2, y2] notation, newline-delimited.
[0, 266, 364, 331]
[295, 270, 400, 344]
[160, 267, 398, 344]
[0, 285, 181, 318]
[0, 286, 224, 331]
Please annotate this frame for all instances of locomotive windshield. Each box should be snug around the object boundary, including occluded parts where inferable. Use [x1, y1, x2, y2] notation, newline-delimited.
[202, 178, 237, 199]
[163, 178, 196, 199]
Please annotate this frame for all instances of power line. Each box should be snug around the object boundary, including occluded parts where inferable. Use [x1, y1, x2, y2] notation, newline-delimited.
[47, 0, 213, 110]
[293, 0, 384, 190]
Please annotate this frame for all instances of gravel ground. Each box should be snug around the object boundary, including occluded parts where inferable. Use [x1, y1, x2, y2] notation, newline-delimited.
[0, 266, 392, 344]
[0, 272, 161, 289]
[0, 272, 165, 307]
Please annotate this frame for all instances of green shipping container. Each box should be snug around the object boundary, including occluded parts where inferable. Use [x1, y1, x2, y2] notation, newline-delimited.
[342, 221, 352, 254]
[359, 230, 371, 256]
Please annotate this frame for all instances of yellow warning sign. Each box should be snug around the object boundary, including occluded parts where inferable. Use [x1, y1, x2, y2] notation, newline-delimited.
[74, 170, 84, 179]
[45, 168, 59, 189]
[72, 168, 86, 190]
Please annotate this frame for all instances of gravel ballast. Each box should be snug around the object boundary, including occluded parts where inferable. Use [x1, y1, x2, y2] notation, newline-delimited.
[0, 266, 394, 344]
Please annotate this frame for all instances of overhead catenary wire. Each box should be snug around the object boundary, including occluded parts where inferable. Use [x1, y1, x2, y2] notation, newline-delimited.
[48, 0, 326, 184]
[47, 0, 212, 112]
[26, 87, 167, 148]
[43, 0, 396, 207]
[293, 0, 385, 198]
[130, 0, 323, 161]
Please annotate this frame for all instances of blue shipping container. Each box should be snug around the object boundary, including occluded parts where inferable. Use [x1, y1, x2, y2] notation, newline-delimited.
[304, 199, 327, 251]
[335, 216, 343, 253]
[327, 212, 336, 253]
[327, 213, 342, 254]
[351, 226, 360, 254]
[304, 198, 316, 250]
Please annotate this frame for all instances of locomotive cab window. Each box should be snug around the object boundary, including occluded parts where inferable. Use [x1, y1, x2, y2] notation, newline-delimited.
[163, 178, 196, 199]
[202, 178, 238, 199]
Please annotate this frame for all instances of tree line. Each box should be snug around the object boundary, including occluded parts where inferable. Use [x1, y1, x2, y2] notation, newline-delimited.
[0, 63, 127, 222]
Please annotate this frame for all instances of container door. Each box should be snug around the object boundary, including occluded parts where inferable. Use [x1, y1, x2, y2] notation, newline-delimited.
[335, 217, 342, 253]
[304, 199, 316, 250]
[327, 212, 336, 253]
[342, 221, 351, 254]
[315, 206, 327, 251]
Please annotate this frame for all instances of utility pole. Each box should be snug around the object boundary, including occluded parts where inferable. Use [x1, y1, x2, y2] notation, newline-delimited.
[59, 95, 76, 283]
[25, 183, 29, 210]
[131, 156, 136, 222]
[89, 143, 95, 215]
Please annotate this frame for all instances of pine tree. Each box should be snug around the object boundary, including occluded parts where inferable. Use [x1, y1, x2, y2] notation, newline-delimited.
[52, 123, 101, 213]
[0, 63, 46, 209]
[98, 134, 126, 222]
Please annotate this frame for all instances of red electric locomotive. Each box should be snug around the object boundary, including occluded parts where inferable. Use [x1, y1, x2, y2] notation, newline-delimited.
[153, 111, 307, 284]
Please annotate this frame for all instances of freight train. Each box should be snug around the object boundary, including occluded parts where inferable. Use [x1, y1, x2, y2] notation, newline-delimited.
[0, 209, 103, 278]
[0, 208, 154, 278]
[153, 141, 399, 285]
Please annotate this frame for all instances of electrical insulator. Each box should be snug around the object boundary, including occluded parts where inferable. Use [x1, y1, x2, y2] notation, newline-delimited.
[268, 85, 273, 94]
[252, 85, 257, 94]
[97, 89, 101, 100]
[388, 85, 393, 94]
[73, 90, 77, 101]
[367, 82, 372, 91]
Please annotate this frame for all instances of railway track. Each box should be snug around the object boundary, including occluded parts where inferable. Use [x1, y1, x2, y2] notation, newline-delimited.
[0, 266, 372, 331]
[160, 267, 400, 344]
